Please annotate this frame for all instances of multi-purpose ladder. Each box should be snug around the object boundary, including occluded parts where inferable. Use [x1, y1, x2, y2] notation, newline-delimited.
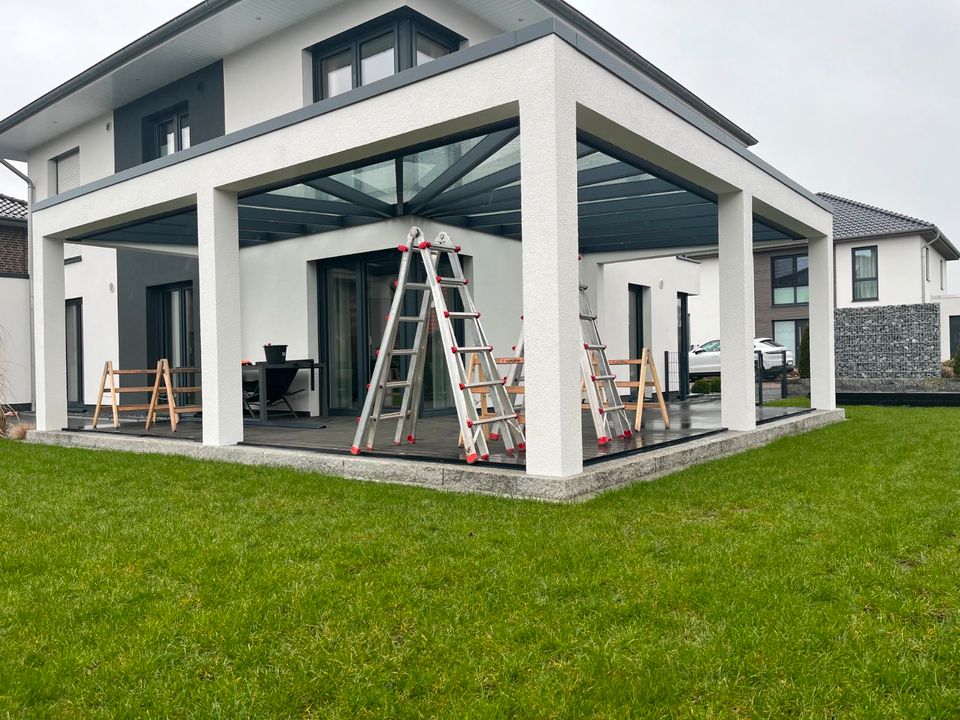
[578, 269, 633, 444]
[351, 227, 525, 464]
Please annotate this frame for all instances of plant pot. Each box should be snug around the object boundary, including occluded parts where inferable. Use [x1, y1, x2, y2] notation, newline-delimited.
[264, 344, 287, 363]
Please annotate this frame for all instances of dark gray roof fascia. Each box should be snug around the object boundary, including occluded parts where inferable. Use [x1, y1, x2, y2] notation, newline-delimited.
[0, 0, 243, 137]
[536, 0, 758, 147]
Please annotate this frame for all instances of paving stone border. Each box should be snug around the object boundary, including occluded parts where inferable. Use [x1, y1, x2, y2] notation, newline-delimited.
[27, 409, 845, 503]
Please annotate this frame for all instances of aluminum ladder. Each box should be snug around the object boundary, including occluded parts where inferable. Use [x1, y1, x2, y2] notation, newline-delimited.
[351, 227, 525, 464]
[578, 269, 633, 444]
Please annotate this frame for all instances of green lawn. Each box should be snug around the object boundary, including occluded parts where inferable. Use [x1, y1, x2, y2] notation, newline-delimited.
[1, 407, 958, 718]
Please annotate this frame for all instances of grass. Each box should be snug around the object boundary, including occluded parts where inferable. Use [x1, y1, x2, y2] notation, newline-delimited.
[1, 406, 959, 718]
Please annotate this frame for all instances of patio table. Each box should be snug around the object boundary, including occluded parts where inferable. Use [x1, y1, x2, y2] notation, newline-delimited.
[242, 359, 326, 421]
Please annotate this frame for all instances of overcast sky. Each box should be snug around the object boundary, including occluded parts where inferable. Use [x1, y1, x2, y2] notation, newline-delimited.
[2, 0, 958, 283]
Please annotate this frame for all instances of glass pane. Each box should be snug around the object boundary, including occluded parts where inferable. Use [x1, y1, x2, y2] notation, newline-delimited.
[330, 159, 397, 202]
[65, 301, 82, 404]
[854, 248, 877, 279]
[326, 266, 359, 409]
[401, 137, 483, 201]
[773, 287, 795, 305]
[773, 321, 797, 356]
[169, 289, 183, 367]
[365, 257, 401, 411]
[179, 113, 191, 151]
[360, 33, 395, 86]
[323, 49, 353, 98]
[158, 118, 176, 157]
[795, 285, 809, 303]
[772, 256, 794, 288]
[855, 279, 878, 301]
[416, 33, 450, 66]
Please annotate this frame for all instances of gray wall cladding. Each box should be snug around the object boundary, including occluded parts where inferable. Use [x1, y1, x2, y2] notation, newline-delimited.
[835, 303, 940, 378]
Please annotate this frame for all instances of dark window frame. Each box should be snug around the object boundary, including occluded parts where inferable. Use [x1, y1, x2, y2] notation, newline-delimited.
[770, 253, 809, 307]
[851, 245, 879, 302]
[310, 8, 463, 102]
[772, 318, 808, 357]
[143, 103, 190, 162]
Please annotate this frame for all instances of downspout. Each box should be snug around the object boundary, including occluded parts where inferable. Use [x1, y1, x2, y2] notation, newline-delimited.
[0, 159, 37, 410]
[921, 231, 941, 304]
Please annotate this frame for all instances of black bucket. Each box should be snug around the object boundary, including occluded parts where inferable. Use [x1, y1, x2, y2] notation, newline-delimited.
[263, 344, 287, 363]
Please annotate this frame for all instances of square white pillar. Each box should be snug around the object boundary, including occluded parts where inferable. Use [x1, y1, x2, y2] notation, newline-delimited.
[32, 232, 68, 432]
[519, 76, 582, 477]
[197, 187, 244, 446]
[808, 233, 836, 410]
[717, 191, 756, 431]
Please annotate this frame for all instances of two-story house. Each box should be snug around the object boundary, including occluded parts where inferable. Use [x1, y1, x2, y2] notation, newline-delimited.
[0, 0, 837, 482]
[688, 192, 958, 365]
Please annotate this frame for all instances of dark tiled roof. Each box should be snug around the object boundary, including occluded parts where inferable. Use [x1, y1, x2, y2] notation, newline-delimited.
[816, 192, 934, 240]
[0, 193, 27, 222]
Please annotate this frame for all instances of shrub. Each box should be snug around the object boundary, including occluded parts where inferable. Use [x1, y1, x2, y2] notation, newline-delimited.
[952, 345, 960, 378]
[6, 422, 32, 441]
[798, 325, 810, 379]
[709, 377, 722, 393]
[691, 378, 712, 394]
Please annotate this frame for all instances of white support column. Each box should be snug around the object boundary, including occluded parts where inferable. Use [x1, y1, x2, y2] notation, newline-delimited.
[519, 54, 583, 477]
[808, 232, 836, 410]
[197, 187, 244, 446]
[717, 190, 756, 431]
[32, 231, 67, 431]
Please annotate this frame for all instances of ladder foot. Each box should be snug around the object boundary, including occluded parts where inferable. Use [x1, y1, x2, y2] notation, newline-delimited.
[393, 440, 401, 445]
[350, 446, 361, 456]
[407, 435, 416, 444]
[518, 442, 526, 451]
[481, 453, 490, 461]
[623, 429, 633, 438]
[506, 448, 514, 455]
[597, 436, 610, 446]
[466, 453, 479, 464]
[489, 432, 500, 440]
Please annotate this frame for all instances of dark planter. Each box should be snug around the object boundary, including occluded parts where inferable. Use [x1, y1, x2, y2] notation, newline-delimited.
[264, 344, 287, 363]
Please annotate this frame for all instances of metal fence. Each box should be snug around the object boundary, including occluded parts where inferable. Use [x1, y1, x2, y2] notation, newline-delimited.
[662, 348, 790, 405]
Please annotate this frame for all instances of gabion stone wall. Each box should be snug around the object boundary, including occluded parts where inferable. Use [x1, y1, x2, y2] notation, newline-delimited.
[834, 303, 941, 379]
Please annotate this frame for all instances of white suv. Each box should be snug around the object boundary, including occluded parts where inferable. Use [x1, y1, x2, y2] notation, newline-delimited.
[689, 338, 795, 379]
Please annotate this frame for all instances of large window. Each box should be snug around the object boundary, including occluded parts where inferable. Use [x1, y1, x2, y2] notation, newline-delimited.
[150, 282, 196, 368]
[852, 246, 879, 301]
[311, 9, 462, 101]
[771, 254, 809, 306]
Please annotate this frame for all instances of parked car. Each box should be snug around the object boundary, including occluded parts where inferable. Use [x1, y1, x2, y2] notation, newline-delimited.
[689, 338, 794, 379]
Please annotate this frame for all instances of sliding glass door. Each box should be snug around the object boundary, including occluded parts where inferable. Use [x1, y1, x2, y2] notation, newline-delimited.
[65, 298, 83, 408]
[319, 250, 461, 415]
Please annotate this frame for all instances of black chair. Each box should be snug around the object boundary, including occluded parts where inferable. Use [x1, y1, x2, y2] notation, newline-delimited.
[242, 367, 302, 418]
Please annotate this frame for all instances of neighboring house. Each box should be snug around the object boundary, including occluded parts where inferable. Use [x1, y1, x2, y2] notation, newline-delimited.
[0, 194, 31, 407]
[688, 192, 958, 363]
[0, 0, 836, 479]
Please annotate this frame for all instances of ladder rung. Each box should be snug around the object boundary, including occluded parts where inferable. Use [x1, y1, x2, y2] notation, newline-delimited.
[603, 404, 626, 412]
[110, 386, 157, 393]
[505, 387, 525, 394]
[584, 344, 607, 351]
[469, 414, 516, 427]
[591, 374, 616, 381]
[580, 314, 597, 321]
[579, 284, 588, 291]
[453, 346, 493, 354]
[169, 386, 202, 393]
[402, 282, 430, 291]
[397, 316, 422, 323]
[462, 380, 501, 390]
[496, 357, 524, 365]
[642, 403, 666, 409]
[436, 277, 467, 286]
[375, 411, 411, 421]
[384, 381, 412, 388]
[616, 381, 656, 388]
[388, 349, 419, 356]
[445, 312, 480, 319]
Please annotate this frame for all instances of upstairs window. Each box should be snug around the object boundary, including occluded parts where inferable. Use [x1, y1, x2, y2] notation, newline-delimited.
[852, 246, 879, 301]
[53, 147, 81, 194]
[155, 108, 190, 158]
[311, 8, 463, 101]
[771, 254, 809, 305]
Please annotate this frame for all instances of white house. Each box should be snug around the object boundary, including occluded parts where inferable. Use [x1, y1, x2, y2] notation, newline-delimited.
[688, 192, 958, 363]
[0, 0, 836, 480]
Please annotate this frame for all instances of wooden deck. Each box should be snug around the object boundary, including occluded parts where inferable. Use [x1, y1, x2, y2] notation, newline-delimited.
[63, 402, 811, 468]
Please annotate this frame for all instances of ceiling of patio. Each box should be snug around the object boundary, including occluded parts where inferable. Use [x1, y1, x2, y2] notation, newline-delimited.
[75, 122, 799, 251]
